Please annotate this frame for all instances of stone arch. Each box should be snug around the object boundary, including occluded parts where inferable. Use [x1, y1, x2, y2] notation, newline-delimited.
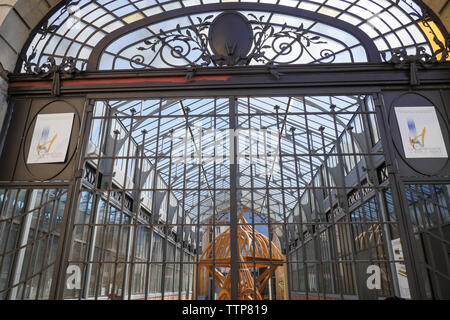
[0, 0, 62, 135]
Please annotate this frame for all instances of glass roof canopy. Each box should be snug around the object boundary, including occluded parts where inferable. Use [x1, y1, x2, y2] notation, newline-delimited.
[19, 0, 448, 72]
[91, 95, 365, 224]
[16, 0, 447, 223]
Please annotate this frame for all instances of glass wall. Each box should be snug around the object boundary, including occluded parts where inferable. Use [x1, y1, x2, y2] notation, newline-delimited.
[65, 95, 406, 300]
[0, 188, 67, 300]
[65, 191, 194, 300]
[405, 184, 450, 300]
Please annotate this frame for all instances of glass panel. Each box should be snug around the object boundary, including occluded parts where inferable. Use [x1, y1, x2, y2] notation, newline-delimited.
[0, 189, 67, 300]
[405, 184, 450, 300]
[59, 95, 407, 301]
[19, 0, 447, 72]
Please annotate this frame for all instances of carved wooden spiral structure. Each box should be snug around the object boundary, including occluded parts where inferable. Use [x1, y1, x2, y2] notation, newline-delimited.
[199, 214, 285, 300]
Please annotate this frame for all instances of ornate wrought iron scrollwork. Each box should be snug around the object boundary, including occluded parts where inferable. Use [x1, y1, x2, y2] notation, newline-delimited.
[22, 52, 81, 96]
[35, 0, 81, 41]
[385, 46, 433, 86]
[20, 0, 82, 83]
[134, 15, 215, 70]
[383, 42, 449, 85]
[133, 11, 334, 77]
[36, 20, 60, 41]
[382, 8, 450, 86]
[411, 8, 450, 64]
[247, 14, 333, 65]
[110, 187, 134, 212]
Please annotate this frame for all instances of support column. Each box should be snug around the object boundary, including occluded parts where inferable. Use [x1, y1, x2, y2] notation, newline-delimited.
[373, 93, 427, 299]
[229, 97, 239, 300]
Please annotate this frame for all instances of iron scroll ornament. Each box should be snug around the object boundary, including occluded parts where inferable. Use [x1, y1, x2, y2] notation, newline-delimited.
[382, 41, 449, 86]
[22, 54, 82, 96]
[132, 11, 335, 72]
[382, 8, 450, 86]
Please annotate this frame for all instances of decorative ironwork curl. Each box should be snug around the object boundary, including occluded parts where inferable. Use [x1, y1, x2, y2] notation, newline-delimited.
[36, 20, 60, 41]
[381, 4, 449, 85]
[381, 7, 449, 85]
[35, 0, 81, 42]
[408, 8, 450, 63]
[22, 0, 82, 75]
[134, 15, 215, 70]
[383, 42, 449, 85]
[133, 12, 334, 71]
[22, 52, 81, 96]
[247, 14, 331, 65]
[23, 53, 79, 76]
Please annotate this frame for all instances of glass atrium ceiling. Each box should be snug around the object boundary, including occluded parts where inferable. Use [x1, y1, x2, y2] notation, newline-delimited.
[20, 0, 447, 72]
[88, 95, 370, 224]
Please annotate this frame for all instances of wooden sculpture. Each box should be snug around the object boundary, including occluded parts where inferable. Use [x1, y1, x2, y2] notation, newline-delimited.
[354, 223, 389, 283]
[199, 214, 285, 300]
[354, 223, 383, 251]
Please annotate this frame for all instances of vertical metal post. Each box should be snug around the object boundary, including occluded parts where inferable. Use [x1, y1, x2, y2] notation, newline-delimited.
[51, 99, 94, 300]
[359, 97, 401, 297]
[262, 119, 276, 300]
[35, 189, 61, 299]
[93, 129, 120, 299]
[144, 99, 164, 300]
[8, 190, 38, 299]
[160, 129, 174, 300]
[329, 103, 360, 298]
[111, 107, 136, 300]
[229, 97, 239, 300]
[346, 124, 378, 299]
[247, 98, 258, 300]
[22, 190, 50, 299]
[428, 185, 450, 298]
[82, 101, 109, 300]
[177, 111, 189, 300]
[375, 191, 401, 296]
[303, 98, 325, 298]
[0, 189, 17, 293]
[291, 127, 310, 299]
[319, 126, 345, 299]
[127, 128, 148, 299]
[211, 99, 217, 300]
[274, 104, 292, 300]
[373, 93, 427, 299]
[81, 192, 102, 299]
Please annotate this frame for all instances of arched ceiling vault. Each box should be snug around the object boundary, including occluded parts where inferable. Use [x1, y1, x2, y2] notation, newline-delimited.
[0, 0, 447, 74]
[1, 0, 447, 74]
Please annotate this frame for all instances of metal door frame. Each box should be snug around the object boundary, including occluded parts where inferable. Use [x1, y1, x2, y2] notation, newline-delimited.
[55, 87, 445, 300]
[1, 60, 450, 299]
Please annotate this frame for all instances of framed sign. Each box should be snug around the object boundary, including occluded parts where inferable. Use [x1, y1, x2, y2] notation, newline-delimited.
[395, 106, 448, 159]
[27, 113, 75, 164]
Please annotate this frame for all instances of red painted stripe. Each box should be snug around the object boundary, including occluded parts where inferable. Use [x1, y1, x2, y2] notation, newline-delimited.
[9, 75, 231, 88]
[9, 80, 52, 87]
